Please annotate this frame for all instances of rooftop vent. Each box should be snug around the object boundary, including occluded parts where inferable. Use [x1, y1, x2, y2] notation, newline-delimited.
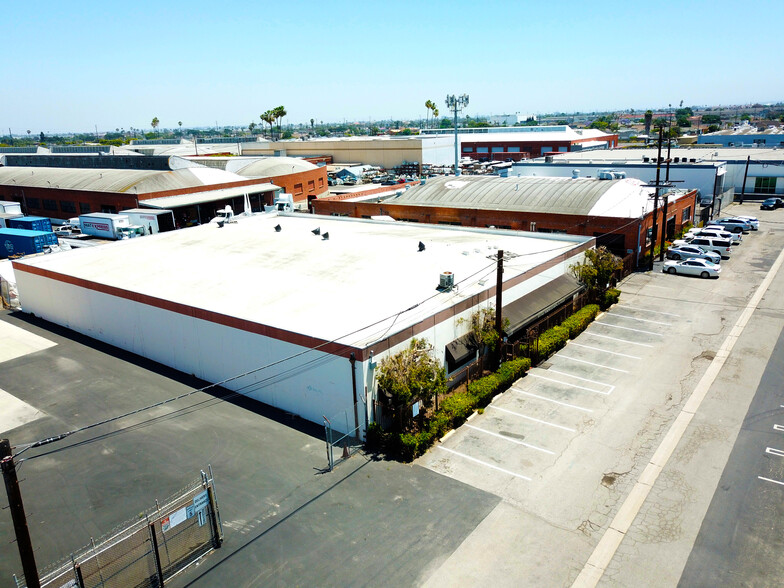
[312, 227, 321, 236]
[572, 169, 580, 179]
[322, 232, 329, 240]
[274, 224, 281, 232]
[418, 241, 425, 252]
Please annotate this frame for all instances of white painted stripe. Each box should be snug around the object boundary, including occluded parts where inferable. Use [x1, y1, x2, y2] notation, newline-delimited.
[607, 312, 671, 326]
[617, 305, 681, 317]
[572, 244, 784, 588]
[555, 354, 630, 373]
[546, 369, 615, 390]
[512, 388, 594, 413]
[436, 446, 532, 481]
[466, 424, 557, 453]
[528, 373, 610, 395]
[585, 332, 653, 348]
[486, 405, 576, 432]
[766, 447, 784, 457]
[569, 342, 641, 359]
[774, 424, 784, 433]
[594, 322, 662, 336]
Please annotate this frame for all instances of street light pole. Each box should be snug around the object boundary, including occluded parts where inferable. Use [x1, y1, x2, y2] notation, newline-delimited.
[446, 94, 469, 176]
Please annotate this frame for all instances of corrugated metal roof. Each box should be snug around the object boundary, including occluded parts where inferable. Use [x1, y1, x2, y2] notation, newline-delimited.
[139, 183, 281, 208]
[0, 166, 249, 194]
[392, 175, 641, 216]
[229, 156, 317, 178]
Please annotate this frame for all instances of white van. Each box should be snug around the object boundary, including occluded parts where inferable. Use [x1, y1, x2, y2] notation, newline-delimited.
[689, 236, 732, 259]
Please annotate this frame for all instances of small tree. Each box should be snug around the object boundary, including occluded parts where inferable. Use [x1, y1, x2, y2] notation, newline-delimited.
[151, 117, 160, 133]
[377, 338, 446, 411]
[570, 246, 623, 301]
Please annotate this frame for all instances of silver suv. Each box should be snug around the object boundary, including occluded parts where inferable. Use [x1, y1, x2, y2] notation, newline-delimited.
[710, 218, 752, 233]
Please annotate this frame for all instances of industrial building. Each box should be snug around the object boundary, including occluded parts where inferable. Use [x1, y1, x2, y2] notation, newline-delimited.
[312, 175, 697, 266]
[13, 214, 593, 437]
[0, 154, 329, 221]
[697, 123, 784, 147]
[421, 125, 618, 161]
[538, 146, 784, 203]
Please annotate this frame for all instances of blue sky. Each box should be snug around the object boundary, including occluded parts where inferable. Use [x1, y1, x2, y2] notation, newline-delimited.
[5, 0, 783, 134]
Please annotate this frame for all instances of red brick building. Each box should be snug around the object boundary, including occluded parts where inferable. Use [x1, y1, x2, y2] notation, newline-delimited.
[313, 175, 696, 267]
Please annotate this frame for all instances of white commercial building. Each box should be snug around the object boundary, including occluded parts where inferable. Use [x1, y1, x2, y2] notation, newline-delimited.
[13, 214, 592, 437]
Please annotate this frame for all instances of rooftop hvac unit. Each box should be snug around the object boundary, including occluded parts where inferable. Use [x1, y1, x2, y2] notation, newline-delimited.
[690, 158, 696, 162]
[439, 271, 454, 290]
[643, 156, 650, 162]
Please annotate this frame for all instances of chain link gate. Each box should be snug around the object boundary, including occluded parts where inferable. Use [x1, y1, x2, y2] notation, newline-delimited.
[323, 402, 364, 471]
[17, 467, 223, 588]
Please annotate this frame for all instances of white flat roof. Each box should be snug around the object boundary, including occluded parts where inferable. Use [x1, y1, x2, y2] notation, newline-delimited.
[15, 214, 590, 348]
[543, 147, 783, 164]
[139, 183, 280, 208]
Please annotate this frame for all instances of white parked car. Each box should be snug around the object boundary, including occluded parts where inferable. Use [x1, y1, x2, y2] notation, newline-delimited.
[731, 215, 759, 230]
[711, 218, 752, 233]
[665, 245, 721, 263]
[698, 226, 742, 244]
[662, 258, 721, 279]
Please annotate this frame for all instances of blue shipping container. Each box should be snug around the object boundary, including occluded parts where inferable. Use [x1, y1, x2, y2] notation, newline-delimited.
[0, 228, 58, 259]
[7, 216, 53, 232]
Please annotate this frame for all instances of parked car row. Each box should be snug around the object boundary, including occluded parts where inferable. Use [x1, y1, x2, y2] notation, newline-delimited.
[662, 215, 760, 279]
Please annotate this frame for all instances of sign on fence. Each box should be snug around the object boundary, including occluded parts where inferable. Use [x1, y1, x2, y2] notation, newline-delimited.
[21, 468, 223, 588]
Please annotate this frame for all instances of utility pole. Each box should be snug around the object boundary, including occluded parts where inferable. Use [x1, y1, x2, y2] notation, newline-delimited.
[660, 119, 674, 262]
[1, 439, 40, 588]
[739, 155, 751, 204]
[649, 127, 664, 272]
[495, 249, 504, 363]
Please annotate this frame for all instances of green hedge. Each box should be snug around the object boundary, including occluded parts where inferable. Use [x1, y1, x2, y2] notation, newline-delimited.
[370, 300, 611, 462]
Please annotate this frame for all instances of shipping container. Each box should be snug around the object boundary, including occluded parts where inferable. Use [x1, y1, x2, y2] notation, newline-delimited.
[7, 216, 53, 232]
[120, 208, 176, 234]
[0, 228, 58, 259]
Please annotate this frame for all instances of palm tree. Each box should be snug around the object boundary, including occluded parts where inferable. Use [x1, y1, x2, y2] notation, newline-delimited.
[644, 110, 653, 136]
[249, 121, 257, 135]
[261, 110, 275, 139]
[151, 117, 160, 134]
[273, 106, 287, 139]
[425, 100, 433, 129]
[310, 118, 315, 133]
[433, 107, 439, 129]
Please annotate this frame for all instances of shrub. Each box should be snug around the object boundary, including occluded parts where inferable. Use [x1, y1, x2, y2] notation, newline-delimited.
[601, 289, 621, 310]
[536, 325, 570, 357]
[440, 391, 475, 425]
[561, 304, 600, 338]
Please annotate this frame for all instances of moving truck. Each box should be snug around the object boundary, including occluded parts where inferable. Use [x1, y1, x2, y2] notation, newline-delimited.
[0, 228, 58, 259]
[120, 209, 175, 235]
[79, 213, 143, 240]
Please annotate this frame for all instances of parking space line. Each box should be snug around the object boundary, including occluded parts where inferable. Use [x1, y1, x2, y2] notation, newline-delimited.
[617, 305, 681, 318]
[486, 405, 576, 432]
[766, 447, 784, 457]
[606, 312, 671, 326]
[555, 354, 630, 373]
[593, 322, 663, 336]
[436, 446, 532, 481]
[547, 369, 615, 392]
[511, 389, 594, 413]
[585, 332, 653, 347]
[529, 373, 611, 395]
[774, 424, 784, 432]
[568, 342, 641, 359]
[758, 476, 784, 487]
[466, 424, 557, 454]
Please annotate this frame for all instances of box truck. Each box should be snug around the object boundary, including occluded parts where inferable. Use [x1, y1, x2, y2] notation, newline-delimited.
[79, 213, 143, 240]
[7, 216, 53, 232]
[0, 228, 58, 259]
[0, 201, 22, 215]
[119, 209, 175, 235]
[0, 213, 23, 229]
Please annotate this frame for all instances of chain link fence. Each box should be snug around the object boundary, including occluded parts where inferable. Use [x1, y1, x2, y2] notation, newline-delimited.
[323, 403, 363, 471]
[16, 468, 222, 588]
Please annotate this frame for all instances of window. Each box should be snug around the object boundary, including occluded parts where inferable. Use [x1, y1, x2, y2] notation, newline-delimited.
[540, 146, 552, 153]
[682, 207, 691, 222]
[507, 146, 520, 152]
[60, 200, 77, 213]
[26, 197, 40, 209]
[755, 177, 777, 194]
[294, 183, 303, 195]
[101, 204, 117, 214]
[318, 177, 324, 187]
[477, 147, 489, 154]
[43, 199, 58, 211]
[645, 227, 653, 246]
[307, 180, 315, 191]
[491, 147, 504, 153]
[79, 202, 91, 214]
[462, 146, 474, 152]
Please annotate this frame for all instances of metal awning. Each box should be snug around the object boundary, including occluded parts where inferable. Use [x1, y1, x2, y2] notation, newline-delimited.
[139, 183, 281, 209]
[446, 334, 476, 368]
[504, 275, 584, 335]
